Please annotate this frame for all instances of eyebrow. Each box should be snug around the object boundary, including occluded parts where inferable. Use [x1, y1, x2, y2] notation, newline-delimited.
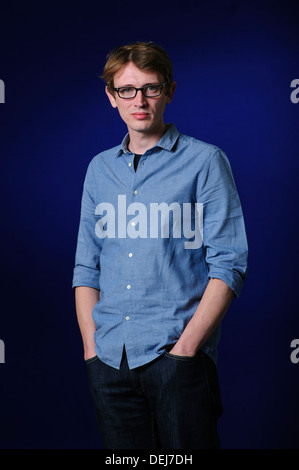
[116, 82, 161, 88]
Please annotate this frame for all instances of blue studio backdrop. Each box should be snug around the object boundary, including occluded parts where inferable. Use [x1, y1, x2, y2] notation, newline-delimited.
[0, 0, 298, 449]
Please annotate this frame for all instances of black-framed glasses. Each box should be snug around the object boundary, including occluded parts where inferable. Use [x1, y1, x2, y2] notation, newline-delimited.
[113, 83, 167, 99]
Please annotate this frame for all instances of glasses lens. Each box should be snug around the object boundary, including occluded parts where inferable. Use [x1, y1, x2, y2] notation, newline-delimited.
[143, 85, 161, 97]
[118, 87, 136, 98]
[116, 84, 165, 99]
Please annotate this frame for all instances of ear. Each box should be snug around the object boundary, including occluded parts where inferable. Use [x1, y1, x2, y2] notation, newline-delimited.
[166, 81, 176, 104]
[105, 86, 118, 108]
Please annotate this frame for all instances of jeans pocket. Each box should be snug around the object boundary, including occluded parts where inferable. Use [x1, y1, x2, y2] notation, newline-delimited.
[164, 348, 205, 362]
[164, 351, 197, 362]
[85, 355, 99, 365]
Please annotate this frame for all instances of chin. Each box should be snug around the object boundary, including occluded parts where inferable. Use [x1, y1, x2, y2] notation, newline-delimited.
[130, 122, 154, 133]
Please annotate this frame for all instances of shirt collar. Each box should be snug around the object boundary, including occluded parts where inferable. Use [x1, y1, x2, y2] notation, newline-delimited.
[117, 123, 180, 156]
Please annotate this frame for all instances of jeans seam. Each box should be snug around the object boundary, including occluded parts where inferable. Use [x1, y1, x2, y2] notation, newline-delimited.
[128, 368, 143, 396]
[139, 368, 146, 394]
[203, 355, 212, 413]
[151, 411, 159, 449]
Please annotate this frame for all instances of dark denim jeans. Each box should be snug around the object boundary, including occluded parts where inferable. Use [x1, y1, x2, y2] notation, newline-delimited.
[86, 348, 223, 449]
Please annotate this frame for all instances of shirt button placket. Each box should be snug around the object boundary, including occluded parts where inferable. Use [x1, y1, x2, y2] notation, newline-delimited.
[126, 181, 139, 328]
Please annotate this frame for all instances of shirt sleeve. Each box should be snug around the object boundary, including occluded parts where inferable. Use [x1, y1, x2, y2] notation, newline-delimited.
[72, 160, 101, 290]
[198, 149, 248, 297]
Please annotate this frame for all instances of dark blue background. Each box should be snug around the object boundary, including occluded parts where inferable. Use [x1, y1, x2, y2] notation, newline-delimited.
[0, 0, 298, 449]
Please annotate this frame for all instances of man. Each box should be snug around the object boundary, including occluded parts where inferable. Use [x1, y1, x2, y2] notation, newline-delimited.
[73, 41, 248, 449]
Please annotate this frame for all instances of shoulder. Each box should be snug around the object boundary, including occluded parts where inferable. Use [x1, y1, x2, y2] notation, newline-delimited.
[89, 144, 122, 168]
[82, 144, 122, 188]
[177, 132, 224, 165]
[179, 132, 220, 153]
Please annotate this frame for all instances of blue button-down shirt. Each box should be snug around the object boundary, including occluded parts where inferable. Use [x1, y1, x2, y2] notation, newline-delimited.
[72, 123, 248, 369]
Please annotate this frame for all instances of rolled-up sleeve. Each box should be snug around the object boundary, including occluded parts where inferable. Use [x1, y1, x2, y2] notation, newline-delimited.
[72, 161, 101, 290]
[198, 149, 248, 297]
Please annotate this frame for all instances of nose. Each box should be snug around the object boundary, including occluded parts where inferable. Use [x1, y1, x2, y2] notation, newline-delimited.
[134, 89, 147, 106]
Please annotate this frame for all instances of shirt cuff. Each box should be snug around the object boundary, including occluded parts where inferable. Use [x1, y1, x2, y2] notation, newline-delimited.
[208, 267, 246, 297]
[72, 265, 100, 290]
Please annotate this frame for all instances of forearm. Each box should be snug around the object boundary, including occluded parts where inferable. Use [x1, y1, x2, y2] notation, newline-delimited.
[171, 278, 234, 356]
[75, 286, 100, 360]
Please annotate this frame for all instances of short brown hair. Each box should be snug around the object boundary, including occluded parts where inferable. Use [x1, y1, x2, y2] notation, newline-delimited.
[101, 41, 173, 94]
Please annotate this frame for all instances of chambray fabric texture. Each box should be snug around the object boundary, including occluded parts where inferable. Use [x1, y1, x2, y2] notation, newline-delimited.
[72, 123, 248, 370]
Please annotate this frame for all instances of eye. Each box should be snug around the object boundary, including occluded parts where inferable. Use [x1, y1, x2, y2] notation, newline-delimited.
[118, 87, 135, 98]
[121, 87, 134, 94]
[145, 85, 159, 93]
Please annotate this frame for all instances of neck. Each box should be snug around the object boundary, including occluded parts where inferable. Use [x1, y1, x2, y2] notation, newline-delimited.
[128, 123, 167, 155]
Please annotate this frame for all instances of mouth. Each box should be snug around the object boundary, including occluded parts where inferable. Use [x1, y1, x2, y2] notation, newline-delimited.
[132, 112, 150, 120]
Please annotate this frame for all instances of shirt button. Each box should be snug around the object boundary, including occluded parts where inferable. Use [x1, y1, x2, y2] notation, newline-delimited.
[128, 162, 132, 167]
[131, 221, 136, 227]
[128, 252, 133, 257]
[127, 284, 131, 289]
[133, 189, 138, 195]
[125, 316, 130, 321]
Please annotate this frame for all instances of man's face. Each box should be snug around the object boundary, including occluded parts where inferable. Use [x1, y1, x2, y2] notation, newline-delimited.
[106, 62, 175, 137]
